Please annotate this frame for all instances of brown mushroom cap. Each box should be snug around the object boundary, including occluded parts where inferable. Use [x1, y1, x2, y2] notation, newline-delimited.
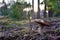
[34, 19, 50, 28]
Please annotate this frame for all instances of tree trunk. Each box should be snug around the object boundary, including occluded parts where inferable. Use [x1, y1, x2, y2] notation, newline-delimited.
[44, 0, 47, 18]
[48, 8, 54, 17]
[37, 0, 40, 19]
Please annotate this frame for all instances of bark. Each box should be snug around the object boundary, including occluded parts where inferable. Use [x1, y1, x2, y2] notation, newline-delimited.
[37, 0, 40, 19]
[48, 9, 54, 17]
[44, 0, 47, 18]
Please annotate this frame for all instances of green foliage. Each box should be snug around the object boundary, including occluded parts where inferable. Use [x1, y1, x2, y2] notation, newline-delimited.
[10, 2, 24, 20]
[46, 0, 60, 16]
[1, 5, 8, 16]
[53, 1, 60, 16]
[9, 2, 31, 20]
[10, 3, 23, 20]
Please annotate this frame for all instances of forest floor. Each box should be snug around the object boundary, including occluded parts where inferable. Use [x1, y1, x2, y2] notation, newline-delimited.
[0, 17, 60, 40]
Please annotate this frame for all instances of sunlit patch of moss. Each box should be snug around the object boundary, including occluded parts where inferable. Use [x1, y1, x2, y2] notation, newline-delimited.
[11, 19, 27, 26]
[0, 18, 28, 30]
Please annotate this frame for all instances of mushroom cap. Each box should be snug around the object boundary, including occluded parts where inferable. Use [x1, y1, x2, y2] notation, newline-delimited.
[34, 19, 50, 27]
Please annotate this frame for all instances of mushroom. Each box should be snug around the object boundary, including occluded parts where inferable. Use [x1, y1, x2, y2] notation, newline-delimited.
[34, 19, 50, 34]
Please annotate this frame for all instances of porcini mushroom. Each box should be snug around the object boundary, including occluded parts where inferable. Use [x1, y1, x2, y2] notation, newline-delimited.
[34, 19, 50, 34]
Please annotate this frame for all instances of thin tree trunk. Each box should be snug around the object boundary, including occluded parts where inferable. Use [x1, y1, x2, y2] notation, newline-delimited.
[37, 0, 40, 19]
[48, 8, 54, 17]
[3, 0, 5, 3]
[32, 0, 34, 12]
[44, 0, 47, 18]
